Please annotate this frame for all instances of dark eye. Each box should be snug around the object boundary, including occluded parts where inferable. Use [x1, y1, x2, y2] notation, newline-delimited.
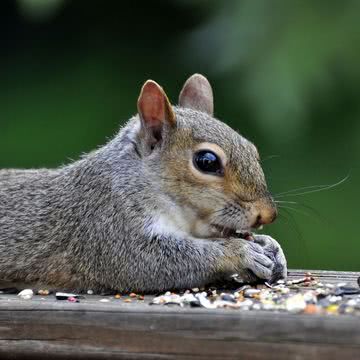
[193, 150, 223, 176]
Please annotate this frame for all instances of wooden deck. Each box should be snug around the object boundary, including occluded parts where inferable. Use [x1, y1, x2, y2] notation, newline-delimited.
[0, 270, 359, 359]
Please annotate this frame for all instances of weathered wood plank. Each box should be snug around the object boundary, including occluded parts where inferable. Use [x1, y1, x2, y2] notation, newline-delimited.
[0, 269, 358, 359]
[0, 309, 359, 359]
[288, 269, 360, 283]
[0, 341, 360, 360]
[0, 310, 359, 359]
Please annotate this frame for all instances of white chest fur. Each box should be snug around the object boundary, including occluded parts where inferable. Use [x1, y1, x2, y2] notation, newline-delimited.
[146, 205, 217, 240]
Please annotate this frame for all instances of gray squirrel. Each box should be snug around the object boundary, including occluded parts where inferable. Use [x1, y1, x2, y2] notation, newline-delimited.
[0, 74, 287, 293]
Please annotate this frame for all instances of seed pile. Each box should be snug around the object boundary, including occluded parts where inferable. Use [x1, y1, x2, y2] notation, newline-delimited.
[8, 272, 360, 315]
[150, 274, 360, 315]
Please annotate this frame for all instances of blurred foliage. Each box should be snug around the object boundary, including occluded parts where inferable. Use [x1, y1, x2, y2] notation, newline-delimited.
[184, 0, 360, 136]
[0, 0, 359, 270]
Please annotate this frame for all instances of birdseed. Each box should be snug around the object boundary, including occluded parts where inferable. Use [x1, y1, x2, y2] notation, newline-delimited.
[150, 273, 360, 315]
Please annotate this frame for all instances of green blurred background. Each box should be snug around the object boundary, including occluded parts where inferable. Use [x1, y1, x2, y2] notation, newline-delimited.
[1, 0, 359, 270]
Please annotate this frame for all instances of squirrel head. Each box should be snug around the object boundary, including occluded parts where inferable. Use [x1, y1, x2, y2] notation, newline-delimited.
[134, 74, 277, 239]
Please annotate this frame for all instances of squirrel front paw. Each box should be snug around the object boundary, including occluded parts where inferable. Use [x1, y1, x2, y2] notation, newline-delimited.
[252, 234, 287, 282]
[222, 236, 287, 283]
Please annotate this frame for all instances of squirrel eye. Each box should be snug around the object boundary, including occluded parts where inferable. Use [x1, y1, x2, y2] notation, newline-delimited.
[193, 150, 223, 176]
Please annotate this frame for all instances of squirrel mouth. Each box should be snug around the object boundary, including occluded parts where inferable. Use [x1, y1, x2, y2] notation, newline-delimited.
[213, 225, 253, 240]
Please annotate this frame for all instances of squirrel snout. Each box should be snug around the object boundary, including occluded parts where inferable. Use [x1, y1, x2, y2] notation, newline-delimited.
[251, 205, 278, 228]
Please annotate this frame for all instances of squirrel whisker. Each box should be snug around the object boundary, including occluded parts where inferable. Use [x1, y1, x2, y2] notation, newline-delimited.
[274, 174, 349, 198]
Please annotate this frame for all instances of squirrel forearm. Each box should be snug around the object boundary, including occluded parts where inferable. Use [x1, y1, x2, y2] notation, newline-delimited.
[111, 234, 228, 292]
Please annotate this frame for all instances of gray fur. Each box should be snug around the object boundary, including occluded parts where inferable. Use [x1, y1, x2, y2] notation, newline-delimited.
[0, 105, 287, 293]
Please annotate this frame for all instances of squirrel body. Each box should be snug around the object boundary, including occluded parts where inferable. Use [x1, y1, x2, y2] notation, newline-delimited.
[0, 75, 287, 292]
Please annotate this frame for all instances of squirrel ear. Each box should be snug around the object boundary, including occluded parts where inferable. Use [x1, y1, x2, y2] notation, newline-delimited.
[179, 74, 214, 116]
[137, 80, 176, 144]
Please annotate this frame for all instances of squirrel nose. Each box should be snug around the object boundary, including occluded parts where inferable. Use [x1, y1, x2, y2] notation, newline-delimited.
[252, 206, 277, 228]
